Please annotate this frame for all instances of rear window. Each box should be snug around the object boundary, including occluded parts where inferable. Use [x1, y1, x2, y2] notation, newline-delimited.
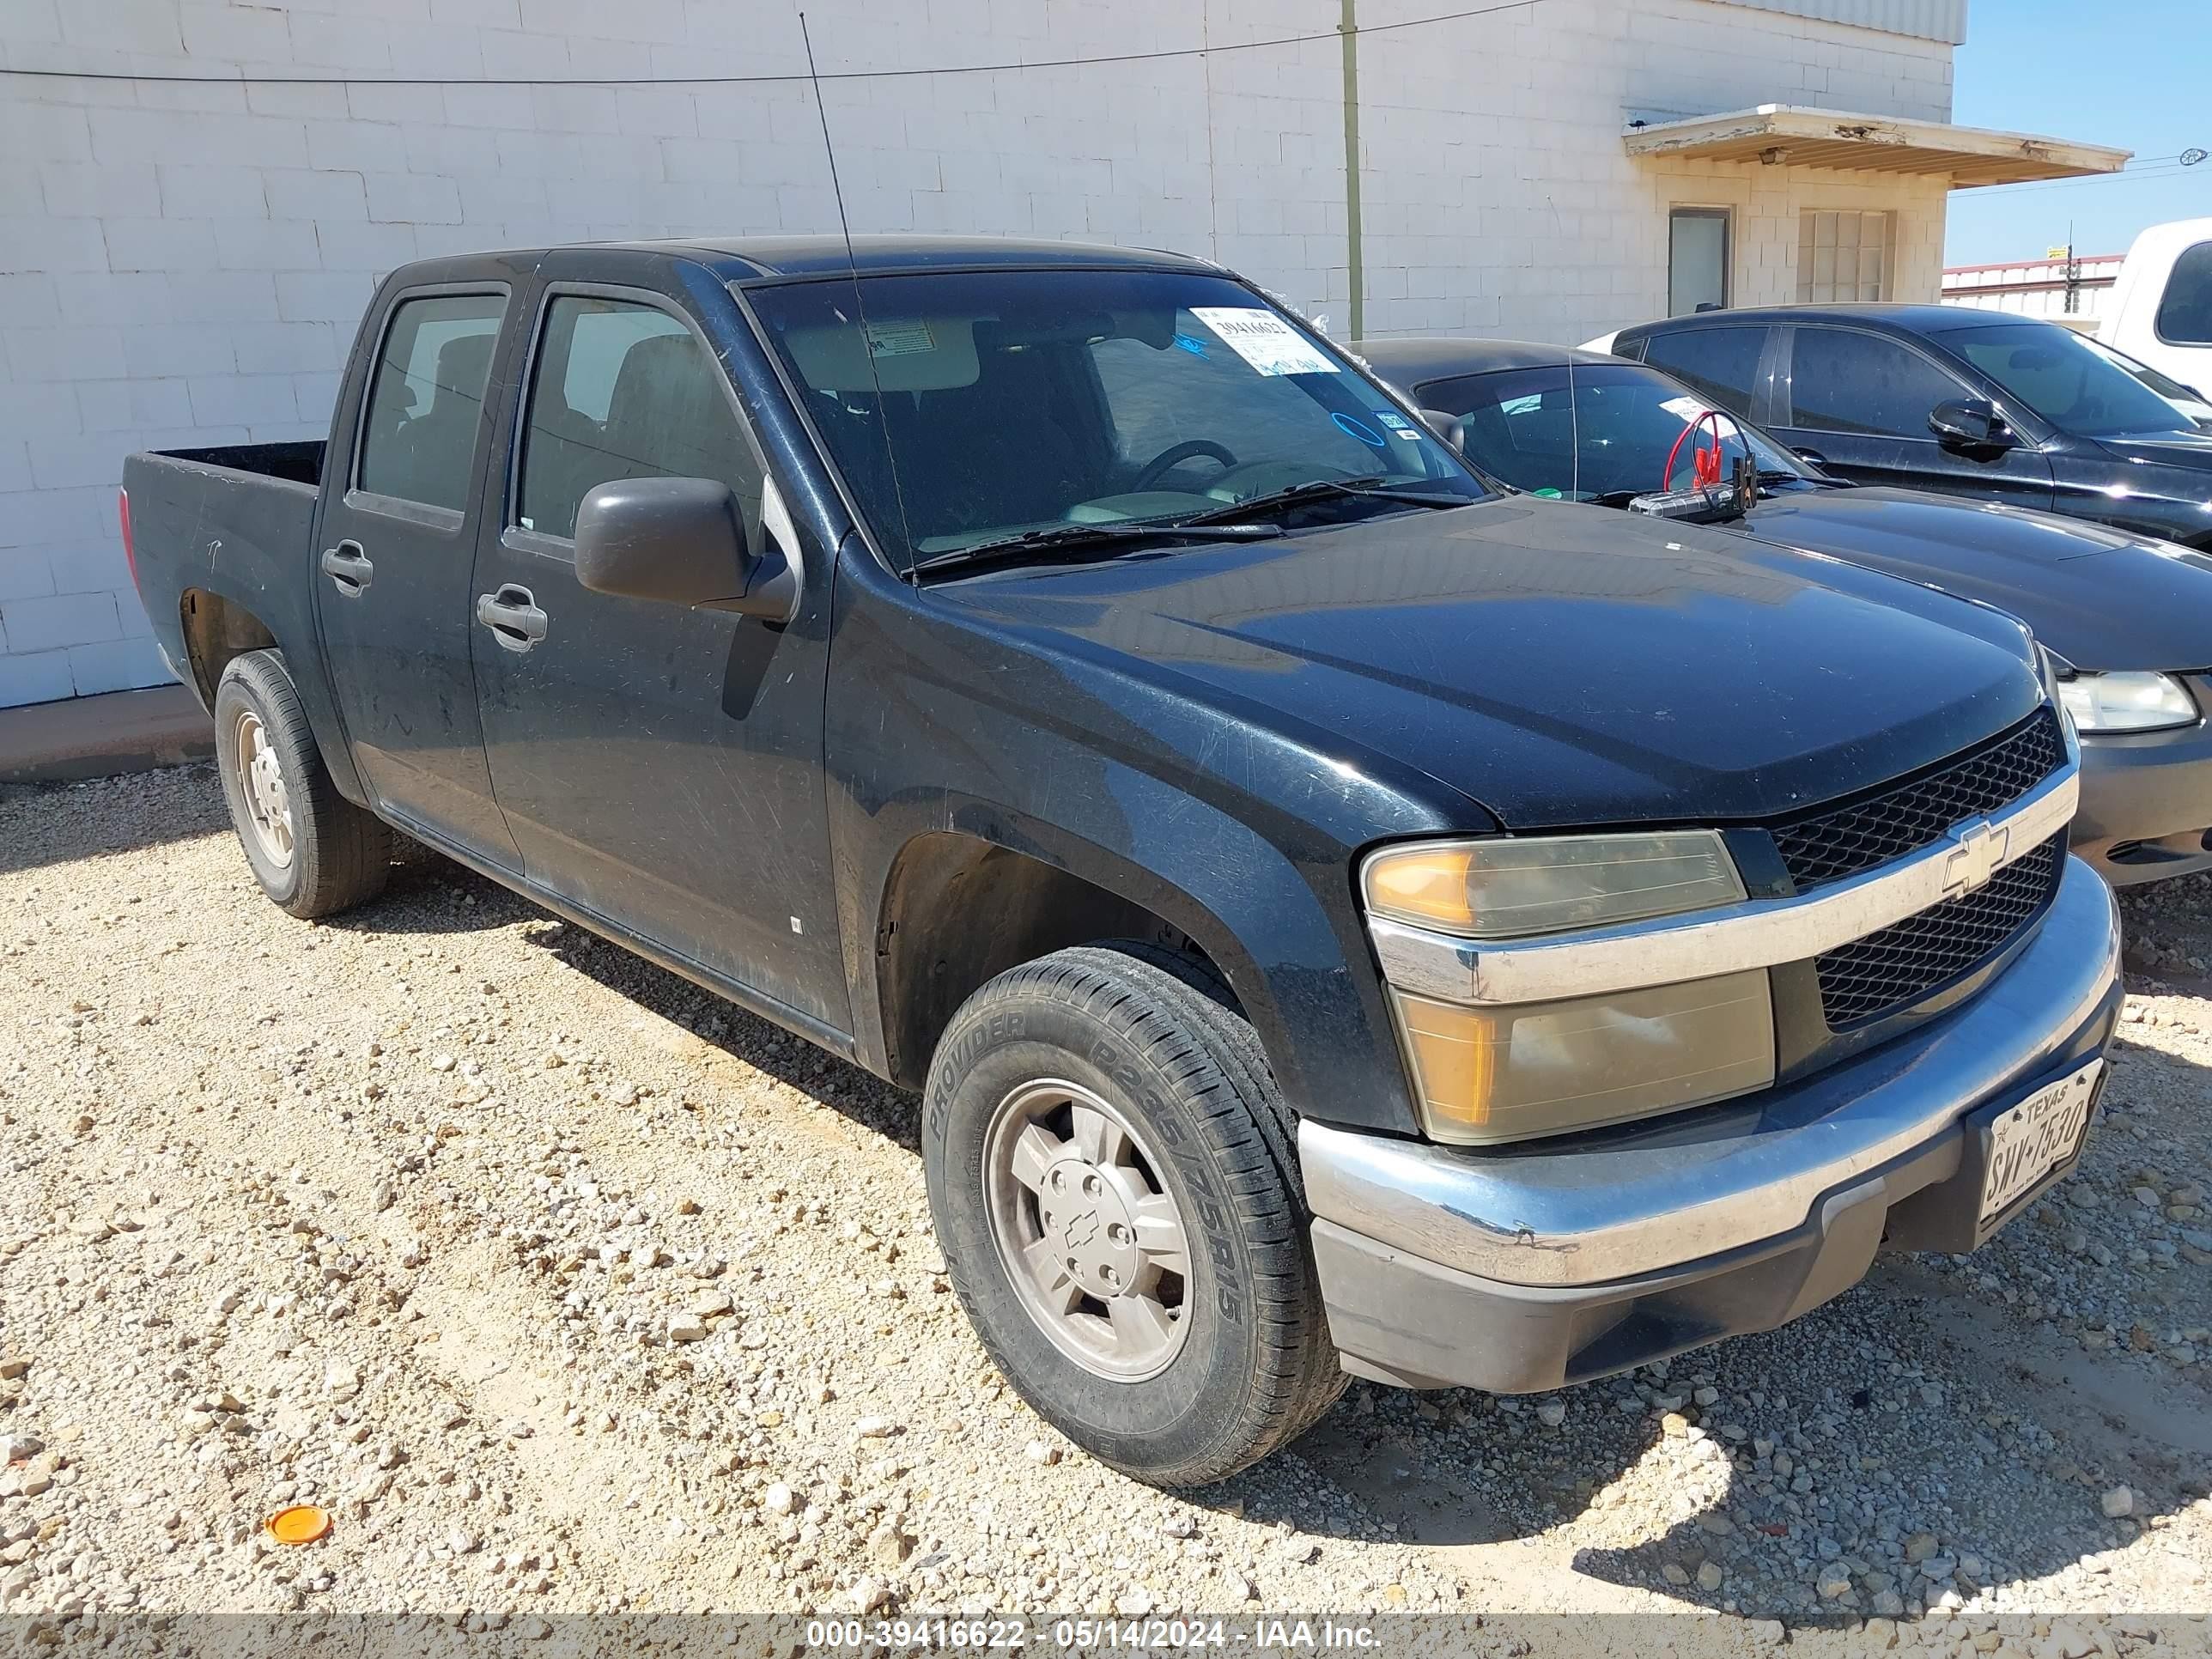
[357, 292, 506, 512]
[1637, 325, 1768, 413]
[2156, 240, 2212, 346]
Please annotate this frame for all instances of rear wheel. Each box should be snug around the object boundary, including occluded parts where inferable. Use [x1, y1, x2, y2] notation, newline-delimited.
[923, 944, 1344, 1486]
[213, 649, 392, 919]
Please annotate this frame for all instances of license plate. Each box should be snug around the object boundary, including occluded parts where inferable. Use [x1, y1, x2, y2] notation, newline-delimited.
[1979, 1059, 2102, 1226]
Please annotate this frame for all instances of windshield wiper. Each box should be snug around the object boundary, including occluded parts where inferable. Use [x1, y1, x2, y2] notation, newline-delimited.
[1181, 475, 1473, 526]
[906, 519, 1281, 580]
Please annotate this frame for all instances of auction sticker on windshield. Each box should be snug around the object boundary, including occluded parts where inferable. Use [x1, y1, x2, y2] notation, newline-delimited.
[1189, 308, 1340, 376]
[1979, 1058, 2101, 1226]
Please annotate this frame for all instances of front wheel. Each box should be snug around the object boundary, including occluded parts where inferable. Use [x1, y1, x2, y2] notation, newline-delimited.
[213, 649, 392, 919]
[922, 945, 1344, 1486]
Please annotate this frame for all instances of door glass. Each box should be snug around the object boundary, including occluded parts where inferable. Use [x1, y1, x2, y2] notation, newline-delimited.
[1668, 210, 1729, 316]
[1638, 325, 1768, 413]
[2154, 240, 2212, 345]
[1950, 321, 2191, 438]
[517, 295, 764, 543]
[357, 293, 506, 511]
[1788, 330, 1963, 438]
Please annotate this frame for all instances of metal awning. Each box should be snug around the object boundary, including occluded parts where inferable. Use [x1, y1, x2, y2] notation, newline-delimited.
[1624, 105, 2130, 188]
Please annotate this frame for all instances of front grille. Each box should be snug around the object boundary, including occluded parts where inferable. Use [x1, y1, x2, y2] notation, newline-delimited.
[1813, 836, 2066, 1027]
[1773, 707, 2065, 892]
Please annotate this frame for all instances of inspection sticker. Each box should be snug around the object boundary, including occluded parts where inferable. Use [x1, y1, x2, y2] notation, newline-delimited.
[864, 319, 936, 357]
[1373, 410, 1423, 440]
[1189, 307, 1339, 376]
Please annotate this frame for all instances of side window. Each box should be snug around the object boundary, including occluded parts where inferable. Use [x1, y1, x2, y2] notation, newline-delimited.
[2155, 241, 2212, 346]
[1788, 330, 1965, 438]
[516, 295, 763, 544]
[357, 293, 506, 512]
[1415, 369, 1575, 495]
[1638, 326, 1767, 415]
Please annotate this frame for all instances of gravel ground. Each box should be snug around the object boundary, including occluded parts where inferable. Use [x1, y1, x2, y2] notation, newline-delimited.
[4, 764, 2212, 1652]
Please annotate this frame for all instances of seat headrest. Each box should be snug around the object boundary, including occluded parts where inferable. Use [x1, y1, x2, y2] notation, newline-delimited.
[431, 331, 495, 404]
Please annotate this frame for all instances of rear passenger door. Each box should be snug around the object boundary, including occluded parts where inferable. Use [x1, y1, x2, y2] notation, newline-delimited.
[468, 260, 848, 1033]
[316, 282, 522, 869]
[1773, 325, 2055, 509]
[1632, 324, 1778, 425]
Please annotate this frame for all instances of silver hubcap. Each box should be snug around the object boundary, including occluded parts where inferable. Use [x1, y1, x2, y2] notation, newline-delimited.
[983, 1080, 1193, 1381]
[233, 709, 294, 869]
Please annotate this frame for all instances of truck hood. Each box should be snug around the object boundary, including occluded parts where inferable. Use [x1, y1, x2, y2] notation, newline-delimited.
[1735, 486, 2212, 672]
[943, 497, 2045, 831]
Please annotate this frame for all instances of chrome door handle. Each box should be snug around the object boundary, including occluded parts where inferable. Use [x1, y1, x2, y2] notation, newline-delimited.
[476, 584, 548, 653]
[320, 540, 373, 595]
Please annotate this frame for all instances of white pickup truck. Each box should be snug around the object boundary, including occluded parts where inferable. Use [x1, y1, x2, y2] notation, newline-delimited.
[2101, 216, 2212, 393]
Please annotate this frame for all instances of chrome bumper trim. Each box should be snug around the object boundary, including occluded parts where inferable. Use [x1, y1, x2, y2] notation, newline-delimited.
[1370, 757, 2078, 1007]
[1305, 854, 2120, 1288]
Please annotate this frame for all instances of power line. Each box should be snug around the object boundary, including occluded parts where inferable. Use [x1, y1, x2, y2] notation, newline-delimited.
[1975, 161, 2207, 198]
[1972, 149, 2207, 196]
[0, 0, 1558, 88]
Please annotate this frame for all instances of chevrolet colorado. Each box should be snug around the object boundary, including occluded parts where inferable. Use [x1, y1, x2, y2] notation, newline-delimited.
[122, 236, 2121, 1486]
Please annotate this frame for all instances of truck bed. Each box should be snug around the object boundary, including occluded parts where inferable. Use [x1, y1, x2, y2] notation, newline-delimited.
[121, 441, 330, 719]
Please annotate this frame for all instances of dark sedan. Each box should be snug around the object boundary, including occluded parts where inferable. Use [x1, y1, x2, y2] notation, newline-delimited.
[1585, 306, 2212, 550]
[1359, 335, 2212, 886]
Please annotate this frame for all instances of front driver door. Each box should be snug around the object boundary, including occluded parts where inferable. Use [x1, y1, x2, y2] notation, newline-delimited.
[1774, 325, 2055, 509]
[315, 283, 523, 868]
[468, 263, 847, 1033]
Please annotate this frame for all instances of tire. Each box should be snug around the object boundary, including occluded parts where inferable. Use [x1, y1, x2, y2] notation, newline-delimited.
[212, 649, 392, 919]
[922, 943, 1346, 1486]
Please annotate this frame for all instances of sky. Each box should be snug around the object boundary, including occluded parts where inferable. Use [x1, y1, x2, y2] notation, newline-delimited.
[1943, 0, 2212, 265]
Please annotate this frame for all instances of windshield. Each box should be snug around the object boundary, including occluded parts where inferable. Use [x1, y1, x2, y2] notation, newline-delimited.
[745, 270, 1483, 570]
[2079, 335, 2212, 430]
[1414, 362, 1810, 501]
[1948, 321, 2199, 438]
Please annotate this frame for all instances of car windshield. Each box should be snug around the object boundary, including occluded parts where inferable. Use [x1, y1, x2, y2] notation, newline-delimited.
[1414, 361, 1810, 501]
[744, 269, 1483, 570]
[1948, 321, 2199, 439]
[2078, 334, 2212, 430]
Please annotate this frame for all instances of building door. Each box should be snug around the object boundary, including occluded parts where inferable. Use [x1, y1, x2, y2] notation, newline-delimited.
[1668, 209, 1731, 316]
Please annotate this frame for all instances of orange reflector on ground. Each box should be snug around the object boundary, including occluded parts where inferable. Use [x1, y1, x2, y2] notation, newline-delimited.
[265, 1505, 331, 1544]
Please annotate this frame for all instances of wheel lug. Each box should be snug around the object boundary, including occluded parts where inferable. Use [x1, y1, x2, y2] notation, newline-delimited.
[1050, 1170, 1065, 1191]
[1083, 1174, 1102, 1196]
[1101, 1265, 1119, 1286]
[1108, 1223, 1131, 1245]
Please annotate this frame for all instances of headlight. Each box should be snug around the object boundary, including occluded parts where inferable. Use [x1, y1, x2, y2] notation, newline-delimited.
[1391, 971, 1775, 1144]
[1364, 833, 1773, 1143]
[1363, 830, 1746, 939]
[2056, 671, 2198, 733]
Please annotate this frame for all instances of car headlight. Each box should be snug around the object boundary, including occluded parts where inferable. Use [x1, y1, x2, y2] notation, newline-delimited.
[2056, 671, 2198, 734]
[1364, 834, 1774, 1143]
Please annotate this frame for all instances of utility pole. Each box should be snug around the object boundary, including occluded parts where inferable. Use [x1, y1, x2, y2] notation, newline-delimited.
[1339, 0, 1364, 341]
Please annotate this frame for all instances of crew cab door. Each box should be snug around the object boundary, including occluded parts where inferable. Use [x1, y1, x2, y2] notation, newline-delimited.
[315, 283, 522, 868]
[468, 258, 848, 1032]
[1771, 325, 2056, 510]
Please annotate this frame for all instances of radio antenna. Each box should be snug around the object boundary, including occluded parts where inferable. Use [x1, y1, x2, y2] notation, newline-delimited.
[797, 12, 918, 575]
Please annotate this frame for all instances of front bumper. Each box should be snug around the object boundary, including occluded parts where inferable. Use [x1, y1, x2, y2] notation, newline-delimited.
[1302, 854, 2123, 1393]
[2073, 711, 2212, 886]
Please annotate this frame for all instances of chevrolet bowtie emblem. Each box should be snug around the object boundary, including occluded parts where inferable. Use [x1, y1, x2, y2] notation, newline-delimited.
[1941, 818, 2009, 897]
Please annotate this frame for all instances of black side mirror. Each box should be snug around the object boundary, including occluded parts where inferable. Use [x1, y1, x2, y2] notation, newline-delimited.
[1419, 408, 1467, 452]
[1928, 398, 2012, 453]
[574, 476, 799, 622]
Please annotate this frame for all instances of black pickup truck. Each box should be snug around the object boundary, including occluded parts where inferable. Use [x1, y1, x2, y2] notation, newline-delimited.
[123, 235, 2121, 1486]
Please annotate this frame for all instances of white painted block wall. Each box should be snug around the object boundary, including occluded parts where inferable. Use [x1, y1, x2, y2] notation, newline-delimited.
[0, 0, 1954, 706]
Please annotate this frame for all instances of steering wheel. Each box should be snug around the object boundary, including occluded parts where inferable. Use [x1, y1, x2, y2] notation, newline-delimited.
[1132, 439, 1238, 492]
